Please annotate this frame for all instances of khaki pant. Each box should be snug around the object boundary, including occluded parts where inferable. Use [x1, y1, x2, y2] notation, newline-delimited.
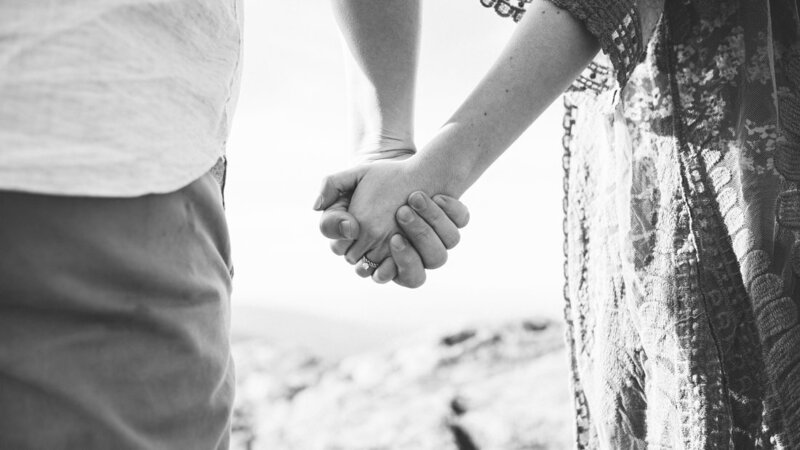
[0, 171, 234, 449]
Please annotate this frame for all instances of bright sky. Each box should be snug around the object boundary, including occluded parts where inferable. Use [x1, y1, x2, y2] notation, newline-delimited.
[225, 0, 567, 331]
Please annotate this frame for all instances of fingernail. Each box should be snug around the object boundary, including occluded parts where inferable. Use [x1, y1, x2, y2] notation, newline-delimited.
[391, 234, 407, 250]
[313, 194, 324, 210]
[339, 220, 352, 239]
[433, 195, 447, 208]
[397, 206, 414, 224]
[409, 191, 426, 210]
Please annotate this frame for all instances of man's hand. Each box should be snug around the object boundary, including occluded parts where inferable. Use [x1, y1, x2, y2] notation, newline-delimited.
[317, 157, 457, 268]
[317, 189, 469, 288]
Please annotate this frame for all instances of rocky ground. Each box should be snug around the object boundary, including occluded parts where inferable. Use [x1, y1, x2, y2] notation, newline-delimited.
[231, 319, 574, 450]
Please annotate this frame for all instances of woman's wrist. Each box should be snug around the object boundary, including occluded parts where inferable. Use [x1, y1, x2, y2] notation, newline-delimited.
[412, 122, 485, 198]
[410, 142, 473, 199]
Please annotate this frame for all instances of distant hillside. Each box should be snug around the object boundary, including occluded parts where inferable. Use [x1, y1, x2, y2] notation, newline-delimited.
[231, 305, 409, 359]
[231, 318, 573, 450]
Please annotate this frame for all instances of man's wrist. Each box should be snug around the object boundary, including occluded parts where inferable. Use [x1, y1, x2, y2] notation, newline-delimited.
[353, 147, 416, 164]
[352, 132, 417, 163]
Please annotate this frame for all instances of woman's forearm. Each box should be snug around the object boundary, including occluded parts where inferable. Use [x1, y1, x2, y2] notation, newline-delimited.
[331, 0, 420, 161]
[415, 0, 600, 197]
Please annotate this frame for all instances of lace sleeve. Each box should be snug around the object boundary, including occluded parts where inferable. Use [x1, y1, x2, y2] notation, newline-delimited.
[481, 0, 663, 89]
[479, 0, 535, 23]
[544, 0, 663, 88]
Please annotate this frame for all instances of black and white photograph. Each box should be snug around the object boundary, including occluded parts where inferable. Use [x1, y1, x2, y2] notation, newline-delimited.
[1, 0, 800, 449]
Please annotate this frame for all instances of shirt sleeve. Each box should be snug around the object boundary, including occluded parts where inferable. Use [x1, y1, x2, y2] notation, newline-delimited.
[545, 0, 664, 89]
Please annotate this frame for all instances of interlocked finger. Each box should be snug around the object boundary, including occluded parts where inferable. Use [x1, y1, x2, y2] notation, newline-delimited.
[355, 250, 383, 278]
[396, 205, 448, 269]
[372, 258, 397, 284]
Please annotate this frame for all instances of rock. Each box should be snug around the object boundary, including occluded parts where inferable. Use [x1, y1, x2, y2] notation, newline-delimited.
[231, 319, 573, 450]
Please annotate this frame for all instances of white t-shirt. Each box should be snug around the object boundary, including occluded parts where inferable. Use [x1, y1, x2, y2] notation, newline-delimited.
[0, 0, 243, 197]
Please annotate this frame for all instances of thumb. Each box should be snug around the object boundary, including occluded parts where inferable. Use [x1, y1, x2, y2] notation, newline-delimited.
[319, 197, 361, 240]
[313, 166, 366, 211]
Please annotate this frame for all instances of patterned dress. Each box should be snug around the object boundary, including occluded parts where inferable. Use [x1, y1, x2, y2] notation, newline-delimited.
[481, 0, 800, 448]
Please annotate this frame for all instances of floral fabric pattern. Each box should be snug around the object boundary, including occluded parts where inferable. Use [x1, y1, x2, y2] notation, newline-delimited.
[483, 0, 800, 448]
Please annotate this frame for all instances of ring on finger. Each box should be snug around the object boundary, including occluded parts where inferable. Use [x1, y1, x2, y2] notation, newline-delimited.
[361, 255, 380, 271]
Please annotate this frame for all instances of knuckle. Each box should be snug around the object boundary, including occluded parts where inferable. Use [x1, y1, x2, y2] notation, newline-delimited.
[361, 225, 380, 241]
[418, 203, 443, 223]
[322, 175, 335, 191]
[318, 178, 332, 198]
[319, 212, 349, 239]
[392, 255, 411, 271]
[407, 224, 431, 243]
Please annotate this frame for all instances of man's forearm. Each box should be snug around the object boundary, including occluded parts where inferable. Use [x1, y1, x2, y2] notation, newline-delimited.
[414, 0, 600, 197]
[331, 0, 420, 161]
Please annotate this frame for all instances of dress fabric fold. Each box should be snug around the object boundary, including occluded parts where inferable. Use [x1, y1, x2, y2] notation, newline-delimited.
[483, 0, 800, 447]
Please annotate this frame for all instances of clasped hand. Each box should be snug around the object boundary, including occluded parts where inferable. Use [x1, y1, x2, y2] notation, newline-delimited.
[314, 157, 468, 288]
